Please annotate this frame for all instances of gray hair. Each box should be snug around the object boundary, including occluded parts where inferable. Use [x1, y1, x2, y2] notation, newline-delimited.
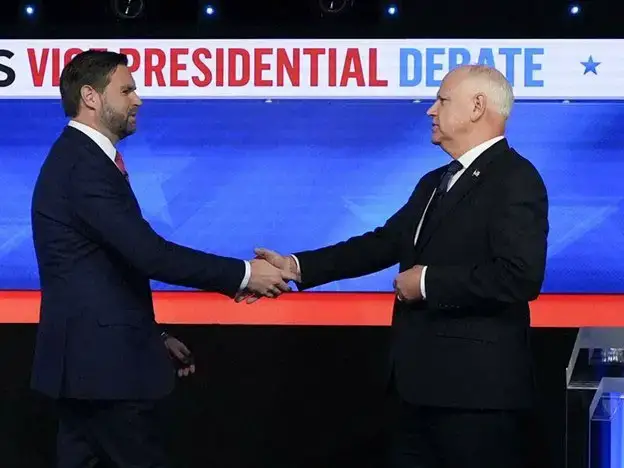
[463, 64, 514, 119]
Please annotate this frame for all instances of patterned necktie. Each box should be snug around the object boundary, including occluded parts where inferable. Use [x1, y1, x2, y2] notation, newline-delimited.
[114, 151, 129, 182]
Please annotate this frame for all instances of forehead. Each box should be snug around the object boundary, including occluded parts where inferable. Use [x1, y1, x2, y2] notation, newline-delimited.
[438, 68, 469, 96]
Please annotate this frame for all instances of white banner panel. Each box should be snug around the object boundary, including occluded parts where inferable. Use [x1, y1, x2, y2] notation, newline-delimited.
[0, 39, 621, 99]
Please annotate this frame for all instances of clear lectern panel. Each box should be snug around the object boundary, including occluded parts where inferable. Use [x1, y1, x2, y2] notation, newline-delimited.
[566, 328, 624, 468]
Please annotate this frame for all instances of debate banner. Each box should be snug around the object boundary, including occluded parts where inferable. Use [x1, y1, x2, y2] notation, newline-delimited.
[0, 39, 621, 99]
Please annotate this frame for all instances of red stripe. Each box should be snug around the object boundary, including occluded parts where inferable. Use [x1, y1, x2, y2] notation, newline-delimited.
[0, 291, 622, 327]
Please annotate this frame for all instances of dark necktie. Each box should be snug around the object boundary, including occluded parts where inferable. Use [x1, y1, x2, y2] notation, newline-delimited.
[417, 159, 463, 242]
[114, 151, 129, 182]
[435, 159, 464, 197]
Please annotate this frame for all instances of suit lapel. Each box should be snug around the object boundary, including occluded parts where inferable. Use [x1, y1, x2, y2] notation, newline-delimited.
[414, 139, 509, 254]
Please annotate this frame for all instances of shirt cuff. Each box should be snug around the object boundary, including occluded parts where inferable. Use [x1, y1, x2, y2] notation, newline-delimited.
[290, 255, 301, 278]
[239, 260, 251, 291]
[420, 266, 428, 299]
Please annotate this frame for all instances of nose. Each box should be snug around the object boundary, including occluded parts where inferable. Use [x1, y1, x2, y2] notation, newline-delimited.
[426, 102, 437, 116]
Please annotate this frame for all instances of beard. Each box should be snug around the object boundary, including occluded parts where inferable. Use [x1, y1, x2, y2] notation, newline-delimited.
[99, 102, 136, 141]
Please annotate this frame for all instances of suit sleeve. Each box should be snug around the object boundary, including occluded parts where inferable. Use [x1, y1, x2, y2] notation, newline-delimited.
[68, 158, 246, 298]
[294, 186, 422, 290]
[423, 164, 548, 308]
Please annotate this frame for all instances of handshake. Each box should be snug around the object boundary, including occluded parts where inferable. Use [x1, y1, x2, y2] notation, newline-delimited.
[236, 248, 300, 304]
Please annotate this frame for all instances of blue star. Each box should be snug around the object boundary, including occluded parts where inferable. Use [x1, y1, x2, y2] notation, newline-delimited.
[581, 56, 600, 75]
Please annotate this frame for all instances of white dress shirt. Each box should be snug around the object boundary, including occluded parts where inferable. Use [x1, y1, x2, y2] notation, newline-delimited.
[291, 136, 505, 298]
[67, 120, 251, 291]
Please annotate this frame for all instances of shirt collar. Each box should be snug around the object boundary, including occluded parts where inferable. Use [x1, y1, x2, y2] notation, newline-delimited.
[68, 120, 117, 162]
[456, 136, 505, 169]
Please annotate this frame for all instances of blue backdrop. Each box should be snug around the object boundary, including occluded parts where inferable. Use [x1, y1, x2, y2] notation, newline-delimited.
[0, 99, 622, 292]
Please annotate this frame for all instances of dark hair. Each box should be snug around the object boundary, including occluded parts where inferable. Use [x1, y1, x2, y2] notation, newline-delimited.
[59, 50, 128, 118]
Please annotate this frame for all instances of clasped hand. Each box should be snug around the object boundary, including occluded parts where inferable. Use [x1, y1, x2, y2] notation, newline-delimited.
[236, 248, 299, 304]
[393, 265, 424, 302]
[237, 250, 424, 304]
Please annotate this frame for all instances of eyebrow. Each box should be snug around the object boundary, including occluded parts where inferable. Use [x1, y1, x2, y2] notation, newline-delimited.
[121, 84, 136, 92]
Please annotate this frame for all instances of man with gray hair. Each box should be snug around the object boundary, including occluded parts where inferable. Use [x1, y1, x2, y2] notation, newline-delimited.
[250, 64, 549, 467]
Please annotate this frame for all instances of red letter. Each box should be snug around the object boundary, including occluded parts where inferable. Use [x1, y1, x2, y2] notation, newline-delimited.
[170, 48, 188, 87]
[51, 49, 61, 87]
[254, 48, 272, 87]
[145, 48, 166, 87]
[303, 48, 325, 87]
[27, 48, 48, 87]
[192, 48, 212, 87]
[276, 49, 299, 87]
[340, 48, 365, 87]
[328, 48, 337, 87]
[215, 48, 225, 86]
[368, 49, 388, 87]
[228, 49, 250, 87]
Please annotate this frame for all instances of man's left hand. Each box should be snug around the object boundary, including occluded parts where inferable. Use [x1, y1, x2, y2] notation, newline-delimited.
[164, 336, 196, 377]
[393, 265, 425, 302]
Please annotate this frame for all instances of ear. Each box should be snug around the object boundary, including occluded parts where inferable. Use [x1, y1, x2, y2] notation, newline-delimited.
[470, 93, 486, 122]
[79, 85, 100, 112]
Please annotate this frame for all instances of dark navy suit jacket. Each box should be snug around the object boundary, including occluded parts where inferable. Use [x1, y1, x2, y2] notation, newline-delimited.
[30, 125, 245, 400]
[294, 139, 548, 410]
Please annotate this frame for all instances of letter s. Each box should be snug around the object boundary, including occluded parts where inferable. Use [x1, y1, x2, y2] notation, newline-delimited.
[0, 49, 16, 87]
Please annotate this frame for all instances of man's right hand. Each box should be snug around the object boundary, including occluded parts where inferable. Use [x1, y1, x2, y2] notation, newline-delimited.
[254, 248, 300, 281]
[246, 258, 296, 299]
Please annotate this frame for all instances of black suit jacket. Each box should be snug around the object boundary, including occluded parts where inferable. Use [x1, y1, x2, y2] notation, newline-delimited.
[30, 126, 246, 400]
[294, 139, 549, 409]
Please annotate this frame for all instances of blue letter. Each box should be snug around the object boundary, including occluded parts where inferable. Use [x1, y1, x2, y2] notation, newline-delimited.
[426, 48, 445, 87]
[524, 48, 544, 87]
[498, 48, 522, 86]
[449, 48, 471, 71]
[477, 48, 495, 67]
[399, 48, 422, 86]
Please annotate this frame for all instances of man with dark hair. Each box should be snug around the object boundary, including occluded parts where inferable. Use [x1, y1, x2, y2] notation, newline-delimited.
[30, 49, 294, 467]
[59, 50, 129, 119]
